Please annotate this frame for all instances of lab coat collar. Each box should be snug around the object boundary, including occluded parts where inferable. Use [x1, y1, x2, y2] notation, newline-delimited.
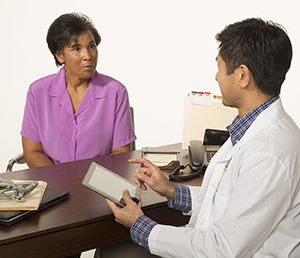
[211, 98, 284, 163]
[234, 98, 284, 150]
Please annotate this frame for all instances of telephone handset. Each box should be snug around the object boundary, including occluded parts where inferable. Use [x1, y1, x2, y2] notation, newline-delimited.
[169, 140, 207, 181]
[189, 140, 204, 171]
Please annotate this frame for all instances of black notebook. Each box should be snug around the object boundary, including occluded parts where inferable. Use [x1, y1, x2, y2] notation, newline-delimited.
[0, 188, 70, 225]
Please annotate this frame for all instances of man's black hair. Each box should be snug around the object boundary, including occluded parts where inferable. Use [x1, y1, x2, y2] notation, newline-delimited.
[215, 18, 292, 96]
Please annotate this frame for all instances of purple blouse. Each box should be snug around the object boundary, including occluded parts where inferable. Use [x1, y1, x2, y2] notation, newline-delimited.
[21, 67, 136, 164]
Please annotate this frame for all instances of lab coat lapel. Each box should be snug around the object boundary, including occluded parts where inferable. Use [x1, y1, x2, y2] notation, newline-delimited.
[196, 139, 234, 198]
[195, 140, 238, 231]
[210, 138, 235, 164]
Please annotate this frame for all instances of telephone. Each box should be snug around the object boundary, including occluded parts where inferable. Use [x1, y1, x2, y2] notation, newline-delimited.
[169, 129, 229, 181]
[169, 140, 206, 181]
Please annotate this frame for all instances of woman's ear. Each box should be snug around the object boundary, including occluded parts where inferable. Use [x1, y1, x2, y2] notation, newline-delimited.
[55, 51, 65, 65]
[239, 64, 251, 89]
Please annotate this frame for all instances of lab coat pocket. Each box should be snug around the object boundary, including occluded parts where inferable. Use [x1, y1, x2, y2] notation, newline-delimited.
[211, 166, 234, 221]
[212, 192, 230, 221]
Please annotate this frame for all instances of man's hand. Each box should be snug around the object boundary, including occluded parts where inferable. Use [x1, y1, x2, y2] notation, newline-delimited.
[105, 189, 144, 228]
[129, 158, 175, 201]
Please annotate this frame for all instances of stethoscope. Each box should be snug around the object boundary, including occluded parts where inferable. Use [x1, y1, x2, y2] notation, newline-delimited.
[0, 179, 38, 202]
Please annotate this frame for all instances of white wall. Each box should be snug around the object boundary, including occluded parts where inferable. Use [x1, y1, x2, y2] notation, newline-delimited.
[1, 0, 299, 172]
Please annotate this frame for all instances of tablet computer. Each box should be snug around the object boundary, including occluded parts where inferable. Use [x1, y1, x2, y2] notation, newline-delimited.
[82, 162, 141, 207]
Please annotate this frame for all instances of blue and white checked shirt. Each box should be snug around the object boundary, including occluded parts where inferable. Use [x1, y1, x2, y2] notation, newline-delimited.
[227, 96, 279, 146]
[131, 184, 192, 250]
[130, 96, 279, 251]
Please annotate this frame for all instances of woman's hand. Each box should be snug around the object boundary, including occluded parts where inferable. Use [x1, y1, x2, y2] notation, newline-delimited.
[129, 158, 175, 201]
[105, 189, 144, 228]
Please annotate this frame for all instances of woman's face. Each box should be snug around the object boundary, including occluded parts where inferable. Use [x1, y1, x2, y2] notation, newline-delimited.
[56, 30, 98, 81]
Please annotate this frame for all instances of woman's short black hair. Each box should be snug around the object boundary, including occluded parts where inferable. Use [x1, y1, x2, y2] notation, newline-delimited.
[47, 13, 101, 67]
[215, 18, 292, 97]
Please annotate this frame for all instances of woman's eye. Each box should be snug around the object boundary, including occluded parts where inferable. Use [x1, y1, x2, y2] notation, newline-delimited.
[72, 47, 80, 52]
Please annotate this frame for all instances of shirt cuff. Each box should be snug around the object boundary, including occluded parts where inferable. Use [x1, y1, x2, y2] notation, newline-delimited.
[130, 215, 158, 251]
[167, 183, 192, 213]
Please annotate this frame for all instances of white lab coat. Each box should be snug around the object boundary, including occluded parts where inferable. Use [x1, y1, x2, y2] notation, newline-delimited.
[149, 99, 300, 258]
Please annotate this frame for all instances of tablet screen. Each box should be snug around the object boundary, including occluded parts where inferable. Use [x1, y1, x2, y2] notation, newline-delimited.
[82, 162, 141, 207]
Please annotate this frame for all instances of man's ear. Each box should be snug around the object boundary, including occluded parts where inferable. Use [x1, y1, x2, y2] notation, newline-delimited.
[239, 64, 251, 89]
[55, 51, 65, 65]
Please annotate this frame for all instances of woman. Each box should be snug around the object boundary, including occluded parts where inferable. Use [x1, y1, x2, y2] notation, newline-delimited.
[21, 13, 136, 168]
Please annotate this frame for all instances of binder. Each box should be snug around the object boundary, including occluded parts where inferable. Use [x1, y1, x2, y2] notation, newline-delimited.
[0, 188, 70, 225]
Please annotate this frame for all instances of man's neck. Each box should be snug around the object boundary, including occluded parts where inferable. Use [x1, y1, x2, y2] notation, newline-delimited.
[237, 92, 272, 117]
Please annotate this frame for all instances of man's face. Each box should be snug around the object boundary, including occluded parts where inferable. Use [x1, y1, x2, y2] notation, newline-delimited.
[215, 54, 240, 108]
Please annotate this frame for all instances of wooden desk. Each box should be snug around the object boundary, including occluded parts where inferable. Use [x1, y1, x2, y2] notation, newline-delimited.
[0, 146, 203, 257]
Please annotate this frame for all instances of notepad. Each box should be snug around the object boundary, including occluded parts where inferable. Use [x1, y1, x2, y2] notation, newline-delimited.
[0, 180, 47, 211]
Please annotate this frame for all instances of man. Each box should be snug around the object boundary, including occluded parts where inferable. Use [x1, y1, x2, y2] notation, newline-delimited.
[98, 18, 300, 257]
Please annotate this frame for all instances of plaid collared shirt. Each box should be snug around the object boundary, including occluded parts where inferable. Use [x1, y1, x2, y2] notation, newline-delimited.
[227, 96, 279, 146]
[131, 183, 191, 251]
